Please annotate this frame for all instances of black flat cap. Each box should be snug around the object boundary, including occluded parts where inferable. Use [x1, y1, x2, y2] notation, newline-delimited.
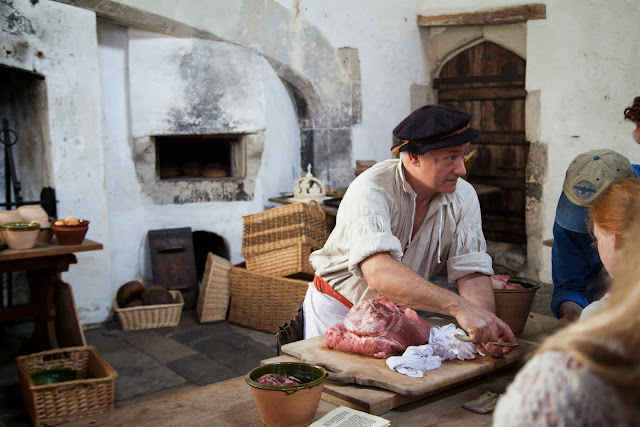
[391, 105, 480, 156]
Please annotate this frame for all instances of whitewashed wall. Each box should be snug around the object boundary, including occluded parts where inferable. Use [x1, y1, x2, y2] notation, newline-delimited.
[97, 22, 301, 321]
[276, 0, 640, 282]
[4, 0, 640, 324]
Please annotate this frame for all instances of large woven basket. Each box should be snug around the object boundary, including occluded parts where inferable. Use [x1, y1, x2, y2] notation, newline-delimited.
[241, 201, 329, 257]
[16, 345, 117, 426]
[114, 290, 184, 330]
[244, 242, 317, 277]
[228, 264, 311, 333]
[196, 253, 232, 323]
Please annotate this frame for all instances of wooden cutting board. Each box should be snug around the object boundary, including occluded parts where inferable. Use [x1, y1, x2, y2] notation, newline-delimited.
[281, 321, 536, 397]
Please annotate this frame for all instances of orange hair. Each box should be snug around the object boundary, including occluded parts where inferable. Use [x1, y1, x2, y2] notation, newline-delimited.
[589, 178, 640, 239]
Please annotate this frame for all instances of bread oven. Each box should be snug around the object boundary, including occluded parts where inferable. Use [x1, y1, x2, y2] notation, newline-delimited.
[156, 135, 237, 180]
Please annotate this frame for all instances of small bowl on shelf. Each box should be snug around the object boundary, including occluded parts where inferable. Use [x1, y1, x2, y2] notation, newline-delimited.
[52, 220, 90, 245]
[0, 222, 41, 249]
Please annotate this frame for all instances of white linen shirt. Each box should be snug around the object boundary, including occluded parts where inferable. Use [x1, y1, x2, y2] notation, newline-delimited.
[309, 159, 493, 305]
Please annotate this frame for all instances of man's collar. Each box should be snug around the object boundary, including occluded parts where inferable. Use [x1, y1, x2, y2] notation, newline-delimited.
[397, 159, 455, 207]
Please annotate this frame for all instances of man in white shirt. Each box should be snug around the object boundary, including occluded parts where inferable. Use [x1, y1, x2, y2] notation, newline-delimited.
[303, 105, 516, 357]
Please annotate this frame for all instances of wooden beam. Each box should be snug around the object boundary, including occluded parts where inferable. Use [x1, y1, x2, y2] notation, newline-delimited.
[418, 4, 546, 27]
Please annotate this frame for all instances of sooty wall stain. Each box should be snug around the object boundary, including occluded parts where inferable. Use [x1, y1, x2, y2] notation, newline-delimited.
[167, 44, 234, 133]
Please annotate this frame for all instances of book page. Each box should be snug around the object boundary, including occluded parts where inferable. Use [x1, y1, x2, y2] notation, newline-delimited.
[310, 406, 390, 427]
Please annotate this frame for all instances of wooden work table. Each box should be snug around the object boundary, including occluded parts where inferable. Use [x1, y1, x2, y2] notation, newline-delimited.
[65, 313, 556, 426]
[0, 239, 103, 351]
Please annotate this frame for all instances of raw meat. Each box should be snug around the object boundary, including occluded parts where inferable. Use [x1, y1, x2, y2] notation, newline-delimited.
[491, 275, 510, 289]
[491, 275, 525, 290]
[256, 373, 302, 386]
[324, 296, 431, 358]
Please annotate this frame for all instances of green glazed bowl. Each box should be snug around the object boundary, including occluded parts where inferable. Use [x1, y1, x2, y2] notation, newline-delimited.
[246, 362, 327, 392]
[0, 221, 40, 231]
[508, 276, 542, 290]
[30, 366, 79, 385]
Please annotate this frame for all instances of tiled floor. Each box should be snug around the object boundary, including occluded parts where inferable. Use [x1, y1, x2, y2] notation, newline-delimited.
[0, 311, 277, 426]
[0, 274, 553, 426]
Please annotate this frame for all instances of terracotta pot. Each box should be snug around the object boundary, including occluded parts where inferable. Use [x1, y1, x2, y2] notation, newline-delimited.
[52, 220, 90, 245]
[245, 362, 327, 427]
[494, 277, 541, 334]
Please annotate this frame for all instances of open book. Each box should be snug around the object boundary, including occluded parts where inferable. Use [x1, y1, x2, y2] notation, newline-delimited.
[310, 406, 390, 427]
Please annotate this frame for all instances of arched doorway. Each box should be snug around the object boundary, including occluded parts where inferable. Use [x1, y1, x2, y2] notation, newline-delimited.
[435, 41, 527, 244]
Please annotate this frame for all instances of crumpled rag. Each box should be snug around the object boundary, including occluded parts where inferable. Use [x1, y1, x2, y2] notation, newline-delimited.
[386, 324, 476, 378]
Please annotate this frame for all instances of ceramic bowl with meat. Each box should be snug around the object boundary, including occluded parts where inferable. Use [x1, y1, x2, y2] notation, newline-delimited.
[245, 362, 327, 427]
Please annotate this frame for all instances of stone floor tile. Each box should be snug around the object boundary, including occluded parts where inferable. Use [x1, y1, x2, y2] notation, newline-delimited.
[124, 330, 198, 363]
[105, 347, 187, 401]
[84, 328, 132, 354]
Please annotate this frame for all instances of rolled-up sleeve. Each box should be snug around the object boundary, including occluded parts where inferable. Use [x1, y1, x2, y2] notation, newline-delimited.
[446, 191, 493, 283]
[347, 214, 404, 280]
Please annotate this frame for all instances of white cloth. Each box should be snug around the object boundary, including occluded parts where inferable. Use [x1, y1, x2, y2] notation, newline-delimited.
[309, 159, 493, 306]
[302, 283, 350, 339]
[492, 351, 628, 426]
[386, 324, 476, 378]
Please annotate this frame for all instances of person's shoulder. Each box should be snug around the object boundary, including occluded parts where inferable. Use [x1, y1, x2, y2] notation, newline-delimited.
[448, 178, 476, 205]
[455, 178, 474, 194]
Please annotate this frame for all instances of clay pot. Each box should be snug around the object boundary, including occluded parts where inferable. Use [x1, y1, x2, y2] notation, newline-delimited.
[52, 220, 89, 245]
[245, 362, 327, 427]
[494, 277, 541, 334]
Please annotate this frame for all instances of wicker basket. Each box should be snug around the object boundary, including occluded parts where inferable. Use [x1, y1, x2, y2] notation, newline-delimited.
[196, 253, 232, 323]
[244, 242, 317, 277]
[241, 201, 329, 257]
[228, 264, 311, 333]
[114, 290, 184, 331]
[16, 345, 117, 426]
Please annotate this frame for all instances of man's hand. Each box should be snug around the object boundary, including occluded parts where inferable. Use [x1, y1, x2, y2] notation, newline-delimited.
[453, 298, 516, 357]
[557, 301, 582, 328]
[455, 273, 515, 357]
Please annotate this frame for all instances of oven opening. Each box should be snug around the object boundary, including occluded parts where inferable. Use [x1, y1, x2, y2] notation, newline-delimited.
[155, 135, 240, 180]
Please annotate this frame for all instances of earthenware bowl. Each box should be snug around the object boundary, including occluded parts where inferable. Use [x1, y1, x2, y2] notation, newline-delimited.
[245, 362, 327, 427]
[52, 220, 90, 245]
[0, 221, 40, 249]
[494, 276, 542, 334]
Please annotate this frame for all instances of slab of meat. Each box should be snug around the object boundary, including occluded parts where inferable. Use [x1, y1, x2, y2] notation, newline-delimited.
[491, 275, 524, 290]
[324, 296, 431, 358]
[256, 373, 302, 386]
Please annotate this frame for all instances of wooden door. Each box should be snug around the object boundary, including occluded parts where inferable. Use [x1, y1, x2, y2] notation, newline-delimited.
[435, 41, 527, 244]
